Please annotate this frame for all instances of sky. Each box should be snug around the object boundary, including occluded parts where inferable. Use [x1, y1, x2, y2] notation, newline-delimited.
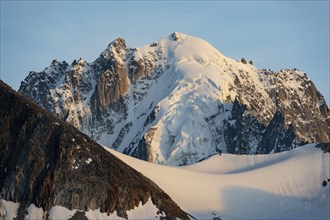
[0, 1, 329, 103]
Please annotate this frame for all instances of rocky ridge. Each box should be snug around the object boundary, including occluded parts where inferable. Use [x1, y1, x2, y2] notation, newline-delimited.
[0, 80, 188, 219]
[19, 32, 330, 165]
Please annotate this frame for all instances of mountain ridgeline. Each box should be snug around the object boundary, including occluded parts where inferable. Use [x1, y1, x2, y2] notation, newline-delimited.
[0, 80, 188, 219]
[19, 32, 330, 165]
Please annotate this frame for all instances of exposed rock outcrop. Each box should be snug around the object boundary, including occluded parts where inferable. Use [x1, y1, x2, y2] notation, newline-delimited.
[0, 80, 188, 219]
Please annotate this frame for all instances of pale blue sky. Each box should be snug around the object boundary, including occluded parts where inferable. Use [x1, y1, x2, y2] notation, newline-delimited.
[1, 1, 329, 103]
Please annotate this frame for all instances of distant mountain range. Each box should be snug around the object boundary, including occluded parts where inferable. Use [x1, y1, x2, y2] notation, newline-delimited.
[19, 32, 329, 165]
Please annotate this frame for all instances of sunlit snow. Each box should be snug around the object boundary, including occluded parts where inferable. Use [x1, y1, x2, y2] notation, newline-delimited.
[107, 144, 330, 219]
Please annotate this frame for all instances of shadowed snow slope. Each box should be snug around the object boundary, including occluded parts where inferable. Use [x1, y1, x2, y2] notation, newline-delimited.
[107, 144, 330, 219]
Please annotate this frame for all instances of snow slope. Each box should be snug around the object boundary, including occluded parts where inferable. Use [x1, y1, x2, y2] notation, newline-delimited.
[107, 144, 330, 219]
[0, 197, 166, 220]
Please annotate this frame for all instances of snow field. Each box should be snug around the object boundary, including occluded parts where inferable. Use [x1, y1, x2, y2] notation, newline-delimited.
[107, 144, 330, 219]
[0, 197, 163, 220]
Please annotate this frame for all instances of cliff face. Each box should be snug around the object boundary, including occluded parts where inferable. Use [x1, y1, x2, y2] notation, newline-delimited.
[0, 80, 188, 219]
[19, 32, 330, 165]
[259, 68, 330, 143]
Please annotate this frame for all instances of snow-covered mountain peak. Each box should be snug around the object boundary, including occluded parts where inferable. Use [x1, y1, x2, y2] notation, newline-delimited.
[77, 58, 86, 65]
[43, 59, 68, 75]
[171, 33, 223, 59]
[107, 37, 127, 49]
[50, 59, 67, 67]
[169, 31, 187, 41]
[156, 32, 225, 61]
[100, 37, 128, 60]
[19, 32, 330, 166]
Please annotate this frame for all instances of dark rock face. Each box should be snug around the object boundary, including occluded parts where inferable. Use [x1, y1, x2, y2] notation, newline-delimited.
[170, 32, 179, 41]
[0, 81, 188, 219]
[223, 99, 266, 154]
[257, 111, 297, 154]
[92, 39, 129, 109]
[124, 106, 159, 162]
[19, 60, 69, 113]
[259, 69, 330, 144]
[209, 99, 299, 155]
[92, 61, 128, 108]
[124, 127, 157, 162]
[240, 58, 247, 64]
[316, 143, 330, 153]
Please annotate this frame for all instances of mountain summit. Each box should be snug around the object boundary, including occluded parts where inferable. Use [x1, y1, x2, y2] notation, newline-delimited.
[19, 32, 330, 165]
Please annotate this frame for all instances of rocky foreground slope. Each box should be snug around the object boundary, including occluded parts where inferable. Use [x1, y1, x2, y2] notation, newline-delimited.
[19, 32, 330, 165]
[0, 80, 188, 219]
